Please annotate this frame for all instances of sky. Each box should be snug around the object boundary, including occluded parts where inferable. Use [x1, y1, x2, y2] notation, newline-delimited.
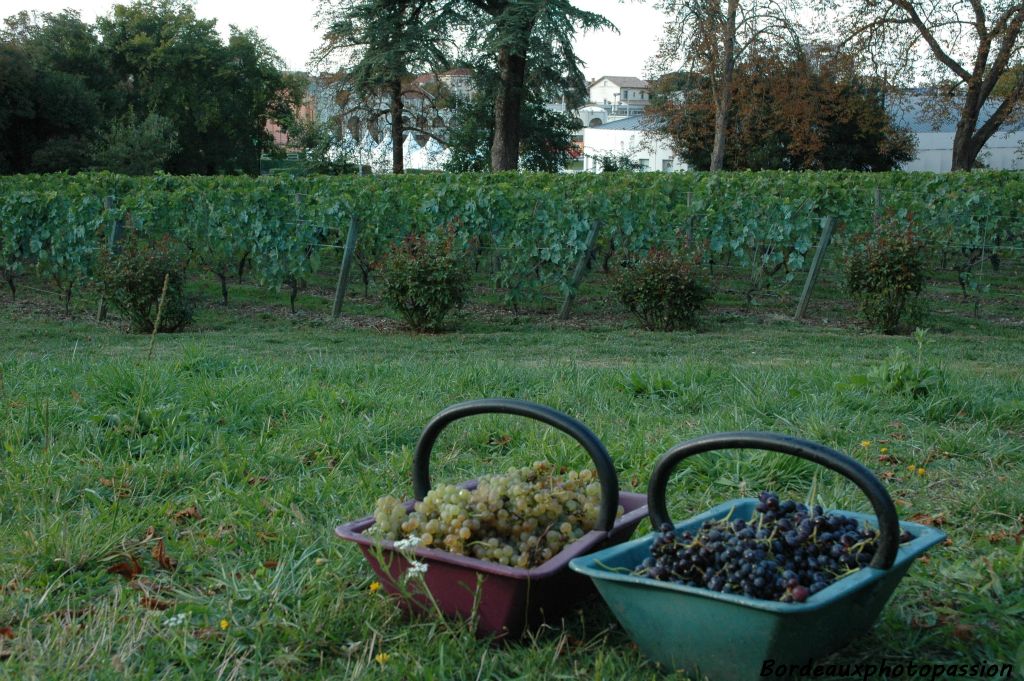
[1, 0, 669, 81]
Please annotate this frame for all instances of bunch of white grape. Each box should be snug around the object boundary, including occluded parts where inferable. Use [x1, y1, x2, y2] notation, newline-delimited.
[373, 461, 622, 568]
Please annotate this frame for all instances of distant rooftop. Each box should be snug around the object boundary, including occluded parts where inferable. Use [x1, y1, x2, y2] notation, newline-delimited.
[593, 76, 649, 89]
[596, 116, 657, 131]
[890, 95, 1001, 134]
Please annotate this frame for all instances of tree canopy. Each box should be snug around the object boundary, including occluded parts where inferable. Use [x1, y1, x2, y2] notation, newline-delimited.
[461, 0, 613, 170]
[650, 43, 916, 170]
[0, 1, 301, 175]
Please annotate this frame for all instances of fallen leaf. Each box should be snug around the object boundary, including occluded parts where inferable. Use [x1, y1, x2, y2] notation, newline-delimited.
[262, 560, 279, 569]
[878, 454, 895, 463]
[99, 478, 115, 487]
[909, 513, 946, 527]
[880, 471, 897, 480]
[139, 596, 172, 611]
[171, 506, 202, 523]
[0, 627, 13, 639]
[151, 539, 177, 572]
[630, 474, 640, 488]
[107, 556, 142, 580]
[247, 476, 269, 486]
[952, 624, 974, 641]
[142, 526, 157, 542]
[918, 555, 931, 564]
[487, 434, 512, 446]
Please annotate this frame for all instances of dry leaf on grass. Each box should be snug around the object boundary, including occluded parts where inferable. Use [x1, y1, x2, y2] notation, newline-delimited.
[171, 506, 202, 522]
[151, 539, 177, 572]
[107, 556, 142, 580]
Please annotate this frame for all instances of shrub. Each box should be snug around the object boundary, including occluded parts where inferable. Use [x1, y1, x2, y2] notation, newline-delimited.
[613, 247, 712, 331]
[94, 232, 192, 333]
[377, 231, 471, 332]
[846, 216, 926, 334]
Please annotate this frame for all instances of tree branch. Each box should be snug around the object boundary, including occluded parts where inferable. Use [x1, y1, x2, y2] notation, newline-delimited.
[888, 0, 971, 81]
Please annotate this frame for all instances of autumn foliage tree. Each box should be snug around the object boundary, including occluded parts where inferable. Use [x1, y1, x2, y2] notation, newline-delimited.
[652, 0, 798, 171]
[650, 43, 916, 170]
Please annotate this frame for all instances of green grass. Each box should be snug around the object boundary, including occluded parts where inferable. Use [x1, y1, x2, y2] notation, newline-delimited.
[1, 276, 1022, 680]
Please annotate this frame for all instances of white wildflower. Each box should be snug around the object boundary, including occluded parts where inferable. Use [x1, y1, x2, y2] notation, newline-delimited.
[407, 560, 428, 576]
[164, 612, 190, 628]
[393, 536, 422, 550]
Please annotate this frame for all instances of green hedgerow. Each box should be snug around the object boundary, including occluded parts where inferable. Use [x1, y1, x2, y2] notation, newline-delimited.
[377, 230, 472, 332]
[613, 247, 712, 331]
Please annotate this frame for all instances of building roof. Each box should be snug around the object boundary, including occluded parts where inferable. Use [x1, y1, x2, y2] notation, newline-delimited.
[597, 116, 658, 131]
[593, 76, 649, 89]
[890, 95, 1001, 134]
[442, 68, 473, 77]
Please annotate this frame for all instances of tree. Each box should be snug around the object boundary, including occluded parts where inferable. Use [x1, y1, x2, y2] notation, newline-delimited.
[652, 0, 797, 170]
[833, 0, 1024, 170]
[91, 110, 179, 175]
[444, 67, 582, 172]
[315, 0, 458, 173]
[1, 11, 111, 173]
[650, 43, 916, 170]
[462, 0, 612, 171]
[96, 0, 302, 174]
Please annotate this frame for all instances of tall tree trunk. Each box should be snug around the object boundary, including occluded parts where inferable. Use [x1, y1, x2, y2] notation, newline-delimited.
[709, 0, 738, 172]
[390, 78, 405, 174]
[491, 48, 527, 171]
[950, 82, 983, 170]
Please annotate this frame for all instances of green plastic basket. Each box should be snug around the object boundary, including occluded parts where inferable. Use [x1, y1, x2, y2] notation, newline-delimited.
[569, 432, 946, 680]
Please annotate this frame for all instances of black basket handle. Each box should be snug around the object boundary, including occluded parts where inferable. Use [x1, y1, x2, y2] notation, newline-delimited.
[412, 398, 620, 532]
[648, 432, 900, 569]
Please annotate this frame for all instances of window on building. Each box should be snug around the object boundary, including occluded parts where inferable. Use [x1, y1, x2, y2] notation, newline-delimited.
[622, 90, 628, 100]
[662, 159, 673, 172]
[638, 158, 649, 169]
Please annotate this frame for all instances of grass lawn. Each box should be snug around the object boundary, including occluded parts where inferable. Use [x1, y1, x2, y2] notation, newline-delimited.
[1, 278, 1022, 680]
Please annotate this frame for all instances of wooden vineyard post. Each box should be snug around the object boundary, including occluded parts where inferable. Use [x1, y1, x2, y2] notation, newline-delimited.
[558, 221, 602, 320]
[794, 216, 837, 321]
[96, 196, 125, 322]
[332, 214, 361, 319]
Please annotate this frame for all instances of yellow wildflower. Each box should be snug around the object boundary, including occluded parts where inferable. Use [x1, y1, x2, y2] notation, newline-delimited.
[220, 619, 230, 630]
[907, 464, 916, 472]
[917, 467, 926, 476]
[860, 440, 871, 448]
[369, 581, 382, 593]
[880, 447, 889, 454]
[375, 652, 390, 665]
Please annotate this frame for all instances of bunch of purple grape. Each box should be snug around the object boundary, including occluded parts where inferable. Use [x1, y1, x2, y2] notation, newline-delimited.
[639, 491, 914, 603]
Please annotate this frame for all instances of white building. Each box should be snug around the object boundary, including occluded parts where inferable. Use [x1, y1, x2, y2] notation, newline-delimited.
[893, 97, 1024, 171]
[581, 98, 1024, 173]
[588, 76, 651, 117]
[582, 116, 685, 172]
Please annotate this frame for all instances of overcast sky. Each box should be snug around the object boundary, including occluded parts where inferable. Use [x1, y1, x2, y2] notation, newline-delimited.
[1, 0, 669, 81]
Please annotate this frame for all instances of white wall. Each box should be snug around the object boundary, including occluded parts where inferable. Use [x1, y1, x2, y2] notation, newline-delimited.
[902, 131, 1024, 171]
[582, 126, 686, 172]
[589, 79, 621, 105]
